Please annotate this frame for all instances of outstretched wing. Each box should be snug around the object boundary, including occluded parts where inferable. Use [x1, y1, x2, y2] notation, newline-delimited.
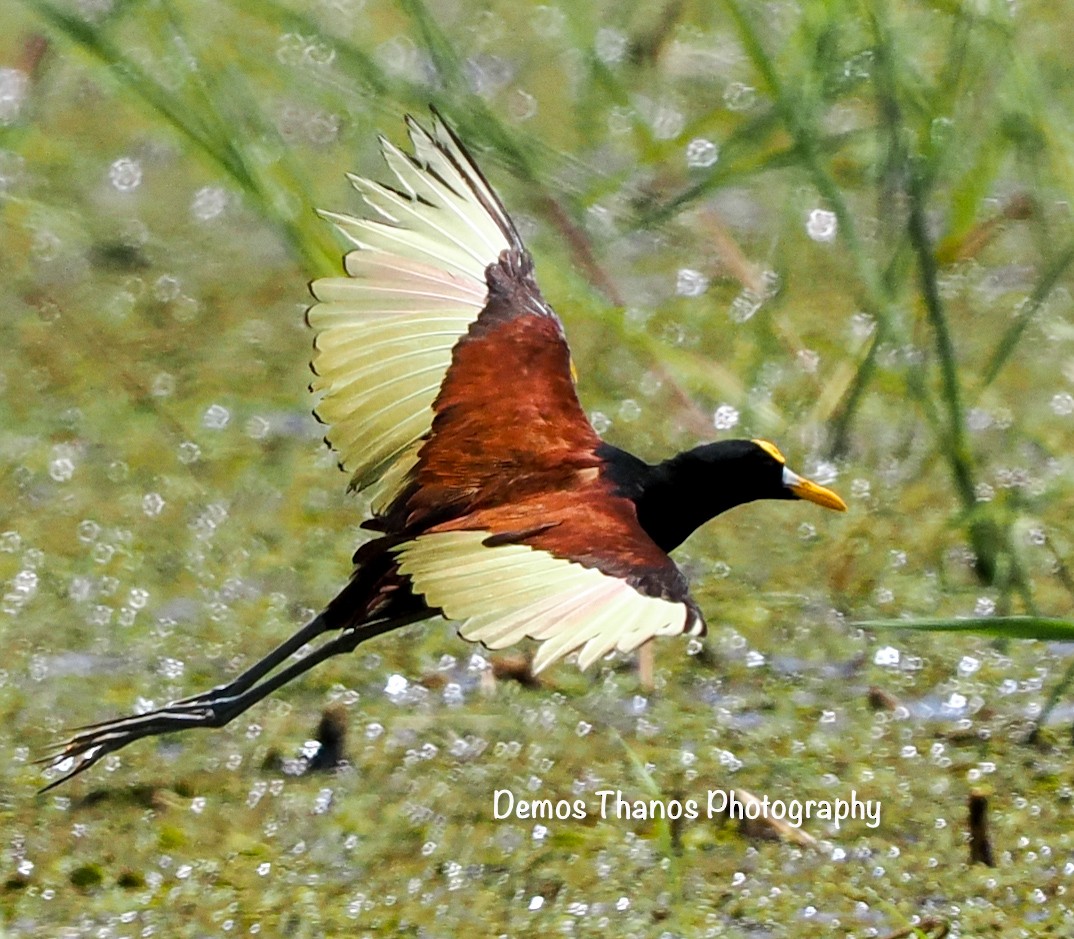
[396, 497, 706, 674]
[311, 113, 706, 670]
[389, 243, 705, 672]
[308, 113, 522, 511]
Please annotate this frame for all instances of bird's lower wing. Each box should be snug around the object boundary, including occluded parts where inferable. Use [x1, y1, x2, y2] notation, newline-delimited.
[395, 495, 705, 673]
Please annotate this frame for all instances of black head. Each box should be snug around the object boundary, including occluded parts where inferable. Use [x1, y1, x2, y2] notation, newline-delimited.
[682, 438, 847, 509]
[601, 438, 846, 553]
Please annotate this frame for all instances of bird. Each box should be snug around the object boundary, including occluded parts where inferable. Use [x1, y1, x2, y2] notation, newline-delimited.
[41, 112, 846, 789]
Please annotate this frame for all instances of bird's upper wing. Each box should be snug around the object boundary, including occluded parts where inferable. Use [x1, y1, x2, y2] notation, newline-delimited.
[308, 113, 522, 511]
[310, 114, 705, 670]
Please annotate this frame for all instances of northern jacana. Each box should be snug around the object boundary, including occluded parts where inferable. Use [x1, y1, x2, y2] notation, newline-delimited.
[43, 113, 846, 789]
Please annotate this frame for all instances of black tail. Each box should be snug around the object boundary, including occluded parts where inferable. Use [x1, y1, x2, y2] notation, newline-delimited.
[40, 553, 427, 791]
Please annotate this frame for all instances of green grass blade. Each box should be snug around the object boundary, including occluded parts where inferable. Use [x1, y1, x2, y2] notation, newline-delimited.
[978, 239, 1074, 390]
[855, 615, 1074, 641]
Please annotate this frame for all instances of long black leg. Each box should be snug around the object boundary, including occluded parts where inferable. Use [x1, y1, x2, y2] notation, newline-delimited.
[40, 611, 424, 791]
[63, 610, 335, 736]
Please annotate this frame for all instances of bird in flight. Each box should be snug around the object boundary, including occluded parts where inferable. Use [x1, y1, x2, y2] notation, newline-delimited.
[42, 113, 846, 789]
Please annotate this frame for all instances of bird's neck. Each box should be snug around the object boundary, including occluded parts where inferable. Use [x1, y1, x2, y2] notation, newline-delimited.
[599, 443, 754, 553]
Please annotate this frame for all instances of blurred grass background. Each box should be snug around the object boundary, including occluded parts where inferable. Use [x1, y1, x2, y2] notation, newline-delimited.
[2, 0, 1074, 935]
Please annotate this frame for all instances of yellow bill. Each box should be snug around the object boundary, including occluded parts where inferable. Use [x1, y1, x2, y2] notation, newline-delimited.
[782, 466, 847, 512]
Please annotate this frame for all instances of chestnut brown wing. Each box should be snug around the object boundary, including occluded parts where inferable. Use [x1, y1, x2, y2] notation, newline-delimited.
[311, 114, 705, 670]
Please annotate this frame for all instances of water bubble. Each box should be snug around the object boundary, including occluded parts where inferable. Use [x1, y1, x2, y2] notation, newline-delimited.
[245, 416, 271, 439]
[0, 68, 29, 125]
[729, 290, 762, 323]
[796, 349, 820, 373]
[69, 577, 93, 602]
[745, 650, 766, 668]
[967, 407, 992, 431]
[945, 692, 967, 711]
[723, 82, 757, 110]
[303, 39, 336, 68]
[312, 788, 334, 814]
[594, 27, 627, 64]
[576, 721, 592, 737]
[685, 137, 719, 168]
[676, 268, 709, 297]
[806, 208, 838, 243]
[202, 404, 231, 430]
[589, 411, 611, 434]
[528, 895, 545, 911]
[49, 445, 77, 482]
[443, 682, 463, 705]
[975, 482, 994, 502]
[277, 32, 309, 66]
[1050, 392, 1074, 415]
[178, 441, 201, 464]
[618, 399, 641, 422]
[957, 655, 981, 676]
[385, 673, 408, 698]
[807, 460, 837, 486]
[153, 275, 182, 303]
[151, 372, 176, 398]
[874, 646, 900, 667]
[30, 229, 61, 262]
[5, 570, 39, 615]
[646, 100, 684, 140]
[158, 657, 185, 680]
[850, 311, 876, 340]
[973, 596, 995, 616]
[91, 541, 115, 565]
[306, 109, 340, 144]
[258, 862, 271, 876]
[530, 4, 566, 35]
[713, 404, 740, 430]
[465, 54, 513, 98]
[143, 492, 166, 517]
[28, 653, 48, 680]
[191, 186, 228, 221]
[375, 35, 419, 77]
[77, 520, 101, 543]
[109, 157, 143, 192]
